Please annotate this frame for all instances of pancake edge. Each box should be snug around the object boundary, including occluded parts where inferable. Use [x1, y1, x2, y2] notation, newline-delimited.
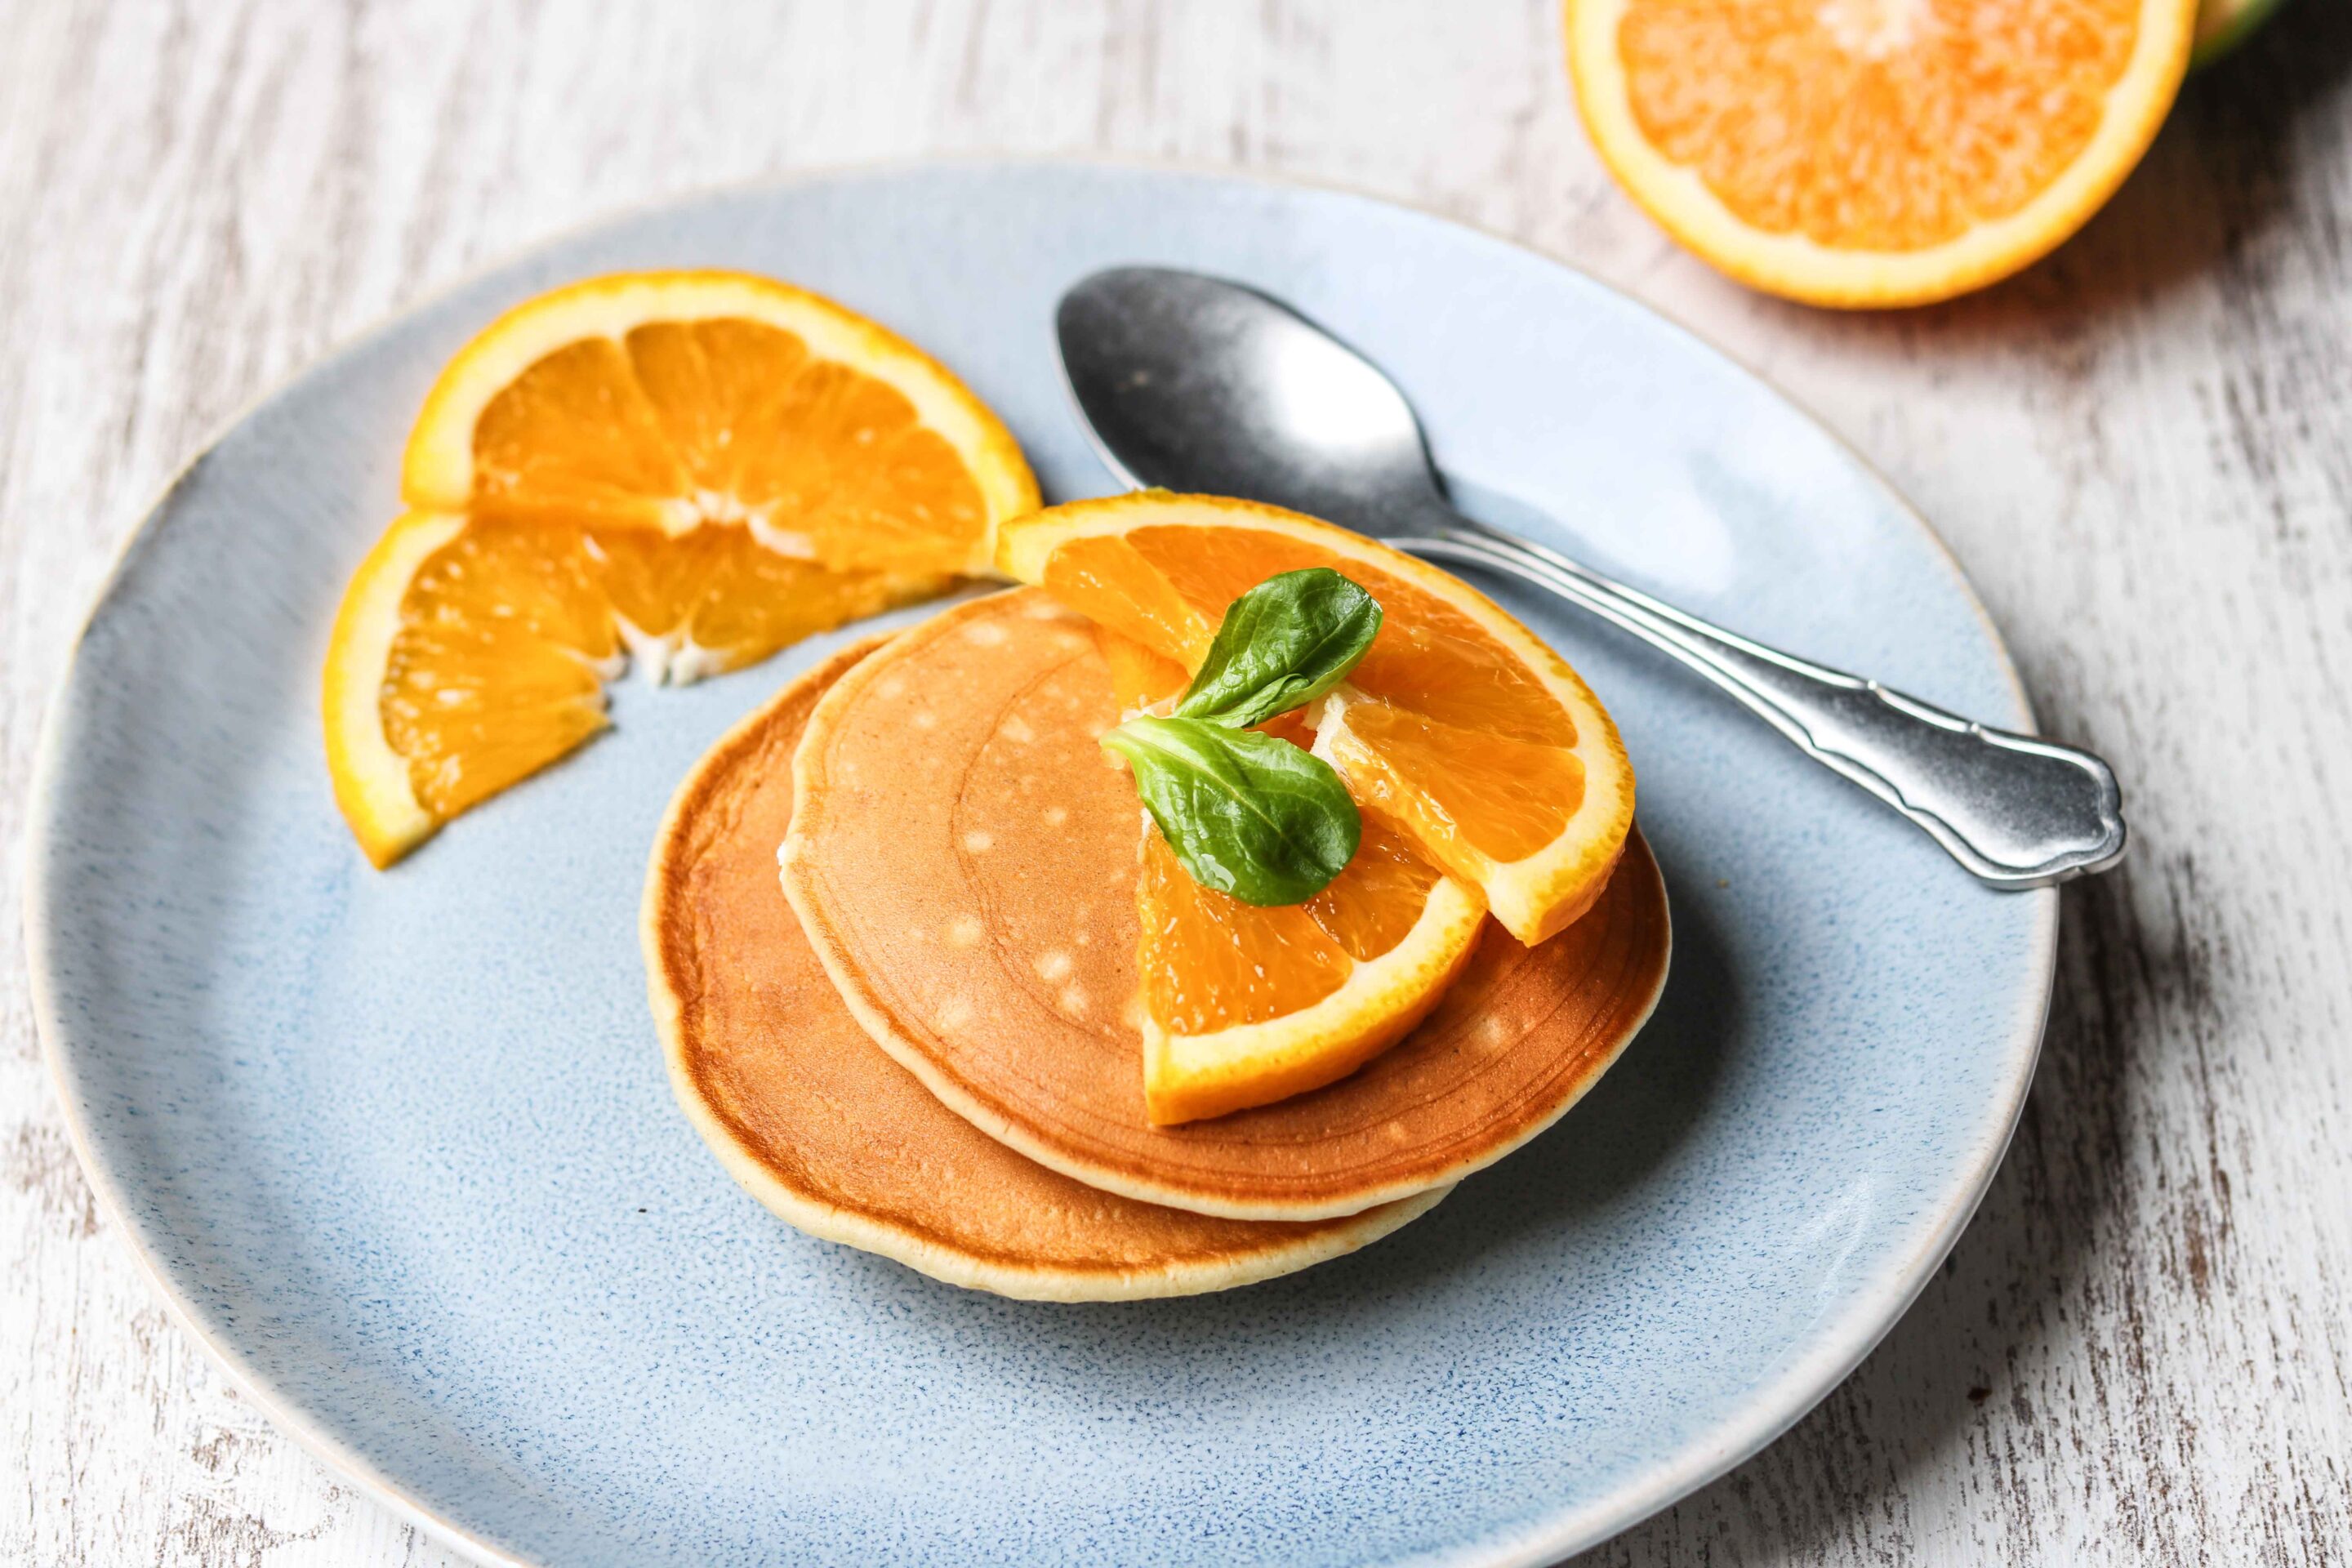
[644, 634, 1452, 1301]
[780, 590, 1676, 1223]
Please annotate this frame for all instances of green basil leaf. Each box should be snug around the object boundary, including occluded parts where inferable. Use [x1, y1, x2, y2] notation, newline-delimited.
[1101, 715, 1361, 906]
[1172, 568, 1382, 730]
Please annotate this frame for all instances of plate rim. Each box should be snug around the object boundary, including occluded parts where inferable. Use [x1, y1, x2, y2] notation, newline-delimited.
[26, 153, 2059, 1568]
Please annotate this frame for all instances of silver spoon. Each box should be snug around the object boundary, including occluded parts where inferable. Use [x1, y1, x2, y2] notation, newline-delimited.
[1054, 267, 2126, 889]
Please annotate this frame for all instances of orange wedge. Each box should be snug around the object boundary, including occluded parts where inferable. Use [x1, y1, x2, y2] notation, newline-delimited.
[323, 270, 1039, 867]
[1098, 629, 1484, 1125]
[1000, 494, 1634, 947]
[1567, 0, 2198, 307]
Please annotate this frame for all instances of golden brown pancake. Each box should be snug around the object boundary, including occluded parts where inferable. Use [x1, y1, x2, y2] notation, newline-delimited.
[782, 591, 1673, 1221]
[644, 639, 1446, 1301]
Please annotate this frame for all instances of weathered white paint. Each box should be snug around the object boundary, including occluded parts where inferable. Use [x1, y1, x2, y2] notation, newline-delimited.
[3, 2, 2347, 1563]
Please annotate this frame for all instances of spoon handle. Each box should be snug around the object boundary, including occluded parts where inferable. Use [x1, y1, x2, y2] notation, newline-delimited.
[1390, 514, 2126, 889]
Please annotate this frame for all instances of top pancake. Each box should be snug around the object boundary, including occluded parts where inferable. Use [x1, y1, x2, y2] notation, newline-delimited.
[782, 590, 1673, 1221]
[644, 638, 1445, 1301]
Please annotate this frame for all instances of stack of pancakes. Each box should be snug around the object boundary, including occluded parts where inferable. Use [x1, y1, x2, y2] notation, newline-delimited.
[644, 590, 1671, 1301]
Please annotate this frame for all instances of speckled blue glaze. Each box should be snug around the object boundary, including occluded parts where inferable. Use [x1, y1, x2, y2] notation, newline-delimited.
[29, 163, 2053, 1568]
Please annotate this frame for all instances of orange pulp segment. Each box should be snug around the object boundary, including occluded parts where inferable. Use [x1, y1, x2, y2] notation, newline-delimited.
[404, 271, 1036, 572]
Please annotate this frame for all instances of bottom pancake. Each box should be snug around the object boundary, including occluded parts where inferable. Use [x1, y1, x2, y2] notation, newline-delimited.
[783, 591, 1673, 1221]
[644, 639, 1446, 1301]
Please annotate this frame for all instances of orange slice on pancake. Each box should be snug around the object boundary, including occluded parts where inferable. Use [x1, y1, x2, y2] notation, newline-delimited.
[782, 589, 1671, 1220]
[645, 640, 1441, 1299]
[1098, 630, 1484, 1125]
[324, 270, 1039, 868]
[998, 494, 1636, 946]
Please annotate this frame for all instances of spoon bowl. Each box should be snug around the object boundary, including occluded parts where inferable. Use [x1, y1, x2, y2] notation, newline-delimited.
[1058, 268, 1441, 523]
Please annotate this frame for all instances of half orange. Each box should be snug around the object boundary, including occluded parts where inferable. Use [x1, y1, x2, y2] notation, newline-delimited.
[1568, 0, 2199, 306]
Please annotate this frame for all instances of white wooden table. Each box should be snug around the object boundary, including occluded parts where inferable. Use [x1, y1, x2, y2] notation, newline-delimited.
[6, 3, 2348, 1563]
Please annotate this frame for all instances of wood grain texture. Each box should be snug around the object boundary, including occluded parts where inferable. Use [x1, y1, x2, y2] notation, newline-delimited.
[2, 2, 2345, 1563]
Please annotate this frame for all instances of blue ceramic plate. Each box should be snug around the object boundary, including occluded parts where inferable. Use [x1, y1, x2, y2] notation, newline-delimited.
[30, 163, 2053, 1567]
